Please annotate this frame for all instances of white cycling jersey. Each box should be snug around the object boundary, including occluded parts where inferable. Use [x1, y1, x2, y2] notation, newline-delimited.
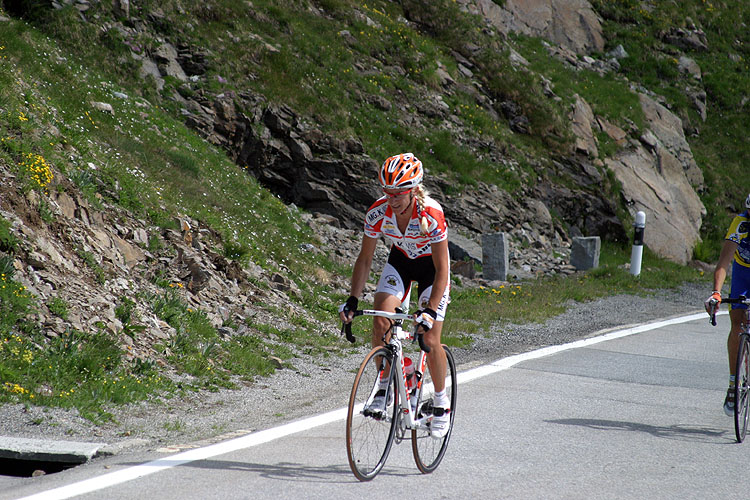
[363, 195, 447, 259]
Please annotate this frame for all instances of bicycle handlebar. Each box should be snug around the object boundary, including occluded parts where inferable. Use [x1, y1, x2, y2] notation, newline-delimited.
[339, 309, 431, 353]
[709, 295, 749, 326]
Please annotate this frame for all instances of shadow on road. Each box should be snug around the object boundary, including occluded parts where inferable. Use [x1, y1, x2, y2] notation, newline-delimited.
[546, 418, 732, 444]
[118, 459, 415, 483]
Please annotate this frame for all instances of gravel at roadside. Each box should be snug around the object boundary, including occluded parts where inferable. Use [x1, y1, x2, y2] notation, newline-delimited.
[0, 282, 713, 457]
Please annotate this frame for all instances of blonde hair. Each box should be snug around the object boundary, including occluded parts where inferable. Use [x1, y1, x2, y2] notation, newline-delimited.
[414, 184, 430, 234]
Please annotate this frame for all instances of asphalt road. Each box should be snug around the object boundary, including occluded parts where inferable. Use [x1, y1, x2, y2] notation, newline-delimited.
[4, 312, 745, 500]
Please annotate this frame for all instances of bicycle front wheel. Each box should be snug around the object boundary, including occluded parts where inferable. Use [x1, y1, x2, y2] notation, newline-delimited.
[346, 346, 399, 481]
[735, 334, 750, 443]
[412, 345, 457, 473]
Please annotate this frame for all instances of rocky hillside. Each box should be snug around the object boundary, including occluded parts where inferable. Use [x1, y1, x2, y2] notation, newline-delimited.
[0, 0, 747, 416]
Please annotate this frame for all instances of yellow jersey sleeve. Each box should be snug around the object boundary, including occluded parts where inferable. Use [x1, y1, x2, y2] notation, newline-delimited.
[726, 213, 750, 267]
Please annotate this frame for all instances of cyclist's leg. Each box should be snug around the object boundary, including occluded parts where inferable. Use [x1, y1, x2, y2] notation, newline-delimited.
[424, 321, 447, 392]
[416, 284, 452, 438]
[728, 264, 750, 376]
[417, 284, 451, 392]
[372, 255, 410, 347]
[725, 309, 745, 415]
[728, 308, 745, 376]
[370, 263, 408, 406]
[372, 292, 404, 347]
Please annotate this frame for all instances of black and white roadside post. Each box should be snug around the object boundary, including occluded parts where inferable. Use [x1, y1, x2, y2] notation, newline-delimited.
[630, 211, 646, 276]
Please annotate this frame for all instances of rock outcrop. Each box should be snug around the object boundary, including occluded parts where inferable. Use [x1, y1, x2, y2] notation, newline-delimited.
[604, 94, 706, 264]
[466, 0, 605, 54]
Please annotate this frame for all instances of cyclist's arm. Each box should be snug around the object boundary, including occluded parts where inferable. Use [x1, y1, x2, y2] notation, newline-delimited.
[427, 239, 450, 313]
[713, 239, 739, 293]
[349, 235, 379, 301]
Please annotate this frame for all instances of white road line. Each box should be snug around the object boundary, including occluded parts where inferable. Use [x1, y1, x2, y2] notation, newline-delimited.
[17, 311, 720, 500]
[459, 311, 714, 384]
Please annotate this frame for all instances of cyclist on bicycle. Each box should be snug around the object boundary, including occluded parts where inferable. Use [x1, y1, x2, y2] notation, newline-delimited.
[339, 152, 451, 439]
[705, 193, 750, 415]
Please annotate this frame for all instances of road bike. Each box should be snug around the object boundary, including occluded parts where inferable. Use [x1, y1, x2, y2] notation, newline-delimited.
[341, 306, 457, 481]
[710, 294, 750, 442]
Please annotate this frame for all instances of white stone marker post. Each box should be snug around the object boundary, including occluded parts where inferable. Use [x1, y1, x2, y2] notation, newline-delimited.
[630, 211, 646, 276]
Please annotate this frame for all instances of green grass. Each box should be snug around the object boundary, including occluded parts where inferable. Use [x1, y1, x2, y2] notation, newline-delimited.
[47, 297, 69, 320]
[0, 329, 170, 422]
[0, 216, 20, 254]
[443, 242, 704, 340]
[0, 271, 34, 333]
[0, 9, 340, 418]
[19, 0, 574, 195]
[75, 248, 107, 285]
[514, 35, 646, 134]
[222, 335, 281, 382]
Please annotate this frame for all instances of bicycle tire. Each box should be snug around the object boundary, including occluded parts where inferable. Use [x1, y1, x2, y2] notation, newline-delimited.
[346, 346, 399, 481]
[412, 345, 456, 473]
[735, 334, 750, 443]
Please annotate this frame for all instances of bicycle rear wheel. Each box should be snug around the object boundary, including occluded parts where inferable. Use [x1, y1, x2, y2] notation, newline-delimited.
[412, 345, 456, 473]
[346, 346, 399, 481]
[734, 334, 750, 443]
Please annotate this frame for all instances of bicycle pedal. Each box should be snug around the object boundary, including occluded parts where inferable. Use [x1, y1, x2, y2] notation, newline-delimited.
[363, 408, 387, 420]
[432, 407, 450, 417]
[419, 398, 434, 417]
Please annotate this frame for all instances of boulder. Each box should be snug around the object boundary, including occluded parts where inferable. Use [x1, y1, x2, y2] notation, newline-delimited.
[605, 143, 705, 265]
[467, 0, 605, 54]
[570, 94, 598, 157]
[449, 232, 482, 264]
[638, 93, 703, 188]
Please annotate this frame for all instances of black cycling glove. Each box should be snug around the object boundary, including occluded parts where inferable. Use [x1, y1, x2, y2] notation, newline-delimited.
[339, 295, 359, 316]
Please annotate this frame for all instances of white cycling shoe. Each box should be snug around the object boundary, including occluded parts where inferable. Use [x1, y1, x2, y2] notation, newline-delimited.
[430, 407, 451, 439]
[365, 388, 393, 418]
[724, 388, 735, 417]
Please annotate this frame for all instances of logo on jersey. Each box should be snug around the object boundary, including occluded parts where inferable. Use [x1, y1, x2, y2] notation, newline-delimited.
[382, 220, 398, 232]
[413, 246, 429, 257]
[385, 275, 399, 288]
[366, 204, 387, 226]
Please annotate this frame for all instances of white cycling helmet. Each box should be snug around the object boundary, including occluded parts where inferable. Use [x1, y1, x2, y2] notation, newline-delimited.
[746, 193, 750, 209]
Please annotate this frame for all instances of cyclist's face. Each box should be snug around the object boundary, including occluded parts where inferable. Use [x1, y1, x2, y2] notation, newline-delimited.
[383, 188, 413, 213]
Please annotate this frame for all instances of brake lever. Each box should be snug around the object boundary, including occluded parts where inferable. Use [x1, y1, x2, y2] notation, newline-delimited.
[709, 298, 723, 326]
[341, 322, 356, 343]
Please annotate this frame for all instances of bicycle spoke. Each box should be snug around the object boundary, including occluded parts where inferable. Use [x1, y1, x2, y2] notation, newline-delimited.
[346, 346, 398, 481]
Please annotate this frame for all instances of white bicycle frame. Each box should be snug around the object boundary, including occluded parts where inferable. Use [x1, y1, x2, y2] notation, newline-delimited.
[359, 309, 430, 430]
[358, 291, 448, 431]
